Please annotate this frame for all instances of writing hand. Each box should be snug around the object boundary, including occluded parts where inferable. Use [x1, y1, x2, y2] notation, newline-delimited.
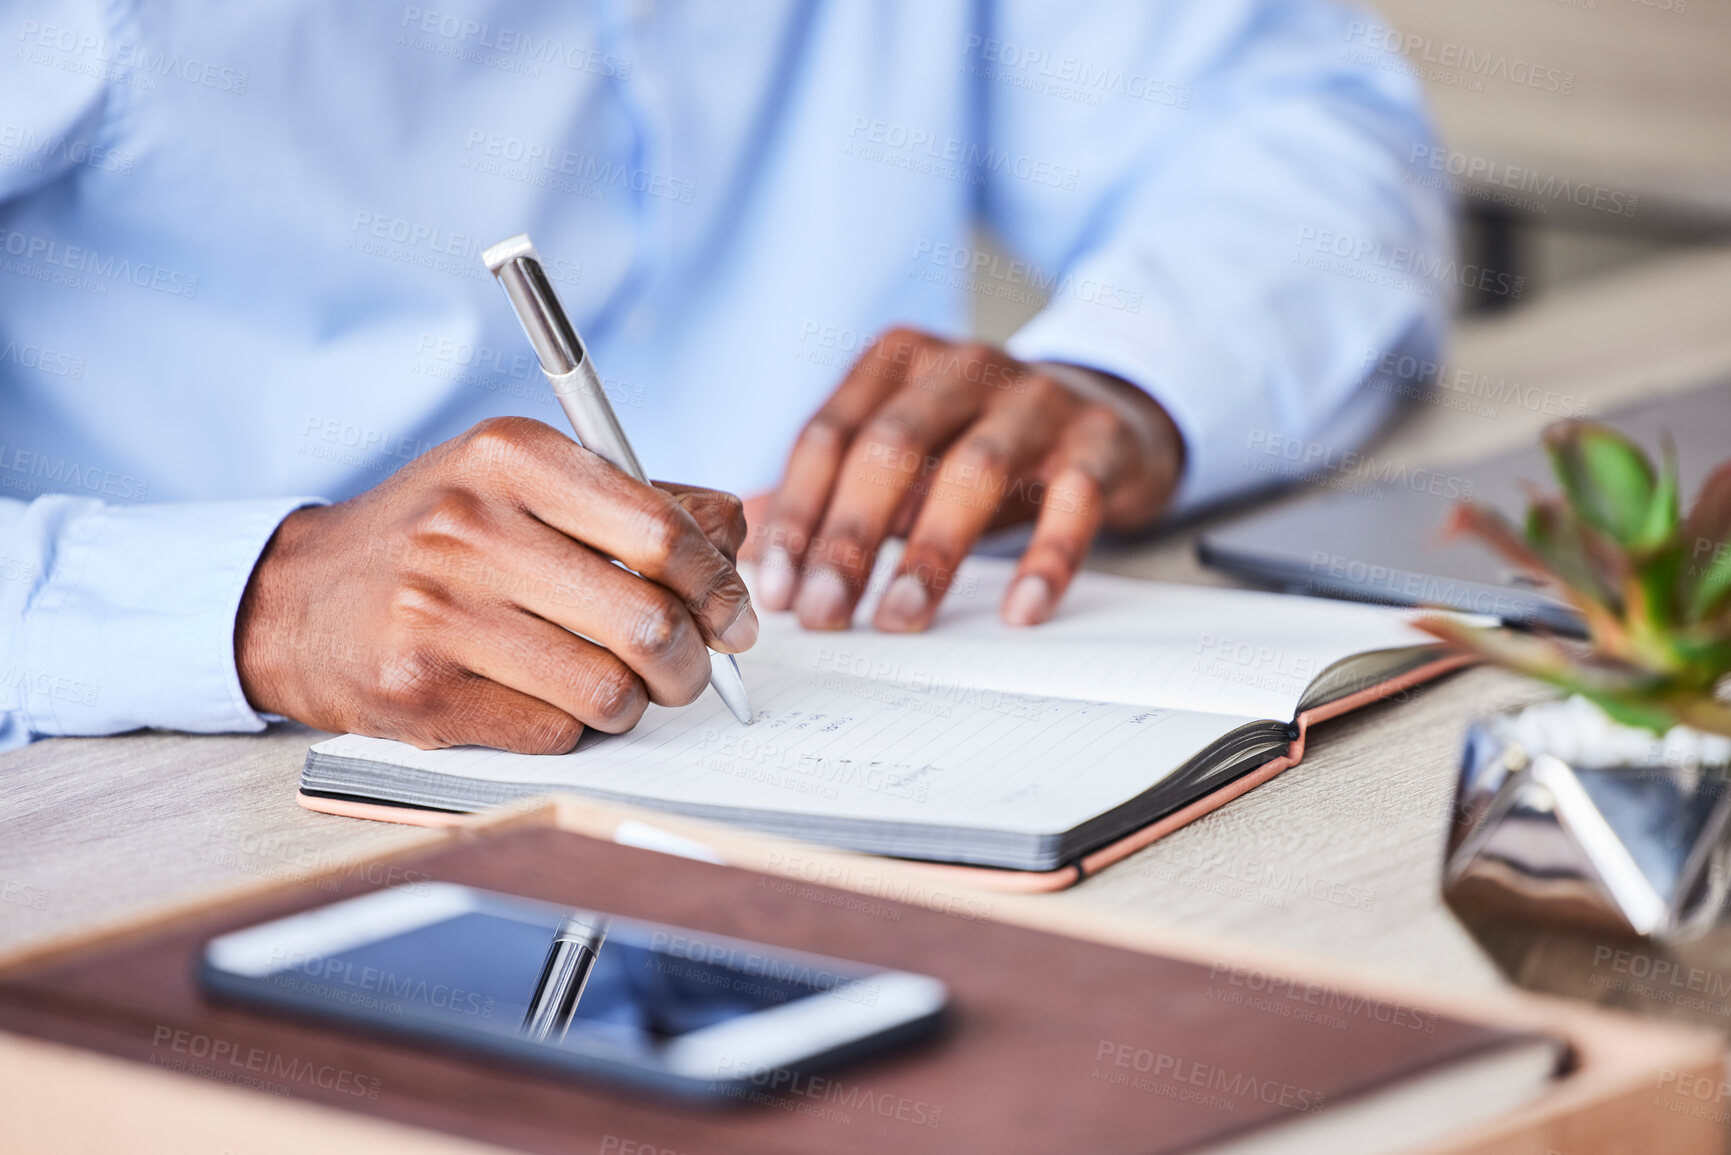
[236, 417, 756, 753]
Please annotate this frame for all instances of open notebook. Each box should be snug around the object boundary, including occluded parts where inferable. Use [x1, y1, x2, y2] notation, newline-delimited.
[301, 553, 1469, 882]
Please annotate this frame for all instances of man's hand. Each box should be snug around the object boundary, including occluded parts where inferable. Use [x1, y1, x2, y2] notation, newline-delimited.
[752, 328, 1183, 631]
[235, 417, 757, 754]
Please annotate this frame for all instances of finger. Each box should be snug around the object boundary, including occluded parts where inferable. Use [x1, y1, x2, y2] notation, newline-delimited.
[460, 420, 757, 652]
[397, 674, 589, 756]
[455, 604, 652, 734]
[1002, 410, 1130, 626]
[467, 520, 716, 707]
[873, 382, 1073, 631]
[794, 375, 987, 629]
[886, 483, 925, 540]
[754, 328, 930, 610]
[656, 482, 748, 564]
[1001, 467, 1104, 626]
[739, 492, 774, 558]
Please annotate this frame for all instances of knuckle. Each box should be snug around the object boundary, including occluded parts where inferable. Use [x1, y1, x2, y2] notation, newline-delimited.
[809, 520, 871, 572]
[412, 682, 491, 749]
[1036, 536, 1086, 573]
[632, 500, 688, 570]
[798, 411, 849, 456]
[519, 713, 585, 755]
[464, 414, 542, 453]
[665, 671, 708, 707]
[899, 550, 960, 592]
[705, 493, 748, 563]
[1110, 417, 1146, 460]
[957, 433, 1012, 474]
[718, 491, 747, 541]
[366, 644, 444, 716]
[691, 563, 746, 621]
[456, 416, 538, 473]
[860, 412, 921, 456]
[957, 341, 994, 369]
[880, 325, 933, 352]
[588, 664, 648, 729]
[408, 488, 489, 548]
[383, 581, 447, 629]
[623, 592, 693, 663]
[1025, 372, 1066, 405]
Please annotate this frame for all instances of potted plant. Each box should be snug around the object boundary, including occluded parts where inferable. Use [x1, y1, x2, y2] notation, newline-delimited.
[1426, 421, 1731, 939]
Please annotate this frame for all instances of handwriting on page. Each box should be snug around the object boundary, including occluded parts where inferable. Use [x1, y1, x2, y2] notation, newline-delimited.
[333, 662, 1253, 834]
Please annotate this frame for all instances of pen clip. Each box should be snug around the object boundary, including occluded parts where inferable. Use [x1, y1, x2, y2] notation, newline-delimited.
[483, 233, 584, 377]
[483, 233, 649, 481]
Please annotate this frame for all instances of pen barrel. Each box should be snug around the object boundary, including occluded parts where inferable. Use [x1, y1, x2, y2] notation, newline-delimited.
[485, 232, 754, 725]
[546, 363, 648, 483]
[522, 913, 608, 1044]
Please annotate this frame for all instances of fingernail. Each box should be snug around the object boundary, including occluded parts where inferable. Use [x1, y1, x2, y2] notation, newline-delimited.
[718, 599, 760, 651]
[757, 547, 795, 610]
[1003, 574, 1053, 626]
[875, 574, 929, 632]
[795, 568, 853, 629]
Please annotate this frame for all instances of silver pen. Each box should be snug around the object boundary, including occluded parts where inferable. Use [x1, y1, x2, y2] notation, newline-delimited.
[483, 233, 754, 726]
[521, 912, 608, 1044]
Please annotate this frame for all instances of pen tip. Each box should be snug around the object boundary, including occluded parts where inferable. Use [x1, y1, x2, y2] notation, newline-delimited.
[710, 652, 754, 725]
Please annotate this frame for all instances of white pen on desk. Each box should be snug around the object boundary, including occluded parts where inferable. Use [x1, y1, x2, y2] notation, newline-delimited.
[483, 232, 755, 725]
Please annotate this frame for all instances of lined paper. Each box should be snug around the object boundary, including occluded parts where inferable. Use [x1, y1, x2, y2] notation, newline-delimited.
[314, 663, 1254, 837]
[308, 555, 1439, 852]
[748, 550, 1439, 720]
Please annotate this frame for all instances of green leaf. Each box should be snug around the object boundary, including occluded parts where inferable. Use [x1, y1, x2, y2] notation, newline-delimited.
[1665, 631, 1731, 689]
[1528, 498, 1626, 610]
[1525, 500, 1604, 597]
[1626, 545, 1684, 642]
[1435, 421, 1731, 720]
[1631, 444, 1680, 553]
[1683, 461, 1731, 551]
[1682, 461, 1731, 620]
[1449, 503, 1558, 583]
[1544, 422, 1658, 547]
[1583, 692, 1679, 736]
[1665, 694, 1731, 739]
[1691, 547, 1731, 623]
[1413, 616, 1574, 679]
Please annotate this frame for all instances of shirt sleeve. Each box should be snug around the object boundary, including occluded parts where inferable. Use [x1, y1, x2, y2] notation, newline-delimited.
[980, 0, 1453, 513]
[0, 495, 323, 751]
[0, 1, 324, 749]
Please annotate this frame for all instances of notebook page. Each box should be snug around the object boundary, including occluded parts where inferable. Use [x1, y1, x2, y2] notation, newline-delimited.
[312, 664, 1258, 838]
[745, 550, 1440, 721]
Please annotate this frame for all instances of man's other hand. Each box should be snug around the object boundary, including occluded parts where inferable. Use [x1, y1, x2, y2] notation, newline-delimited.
[235, 417, 757, 753]
[752, 328, 1183, 631]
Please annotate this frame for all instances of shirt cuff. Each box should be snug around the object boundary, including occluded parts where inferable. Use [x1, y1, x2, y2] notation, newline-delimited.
[1006, 295, 1228, 515]
[16, 496, 325, 738]
[1006, 268, 1440, 517]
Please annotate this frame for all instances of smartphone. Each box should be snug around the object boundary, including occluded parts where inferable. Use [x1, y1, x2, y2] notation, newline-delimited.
[198, 882, 948, 1100]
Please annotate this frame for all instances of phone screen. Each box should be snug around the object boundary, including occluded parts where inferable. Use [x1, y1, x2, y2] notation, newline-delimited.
[243, 893, 856, 1057]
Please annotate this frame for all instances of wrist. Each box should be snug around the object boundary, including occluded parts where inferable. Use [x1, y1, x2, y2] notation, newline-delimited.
[1033, 360, 1185, 485]
[234, 504, 324, 718]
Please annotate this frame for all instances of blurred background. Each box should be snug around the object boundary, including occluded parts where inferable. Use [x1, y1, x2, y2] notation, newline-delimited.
[975, 0, 1731, 342]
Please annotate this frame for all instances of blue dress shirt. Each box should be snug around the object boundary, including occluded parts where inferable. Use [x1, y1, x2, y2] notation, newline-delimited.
[0, 0, 1449, 748]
